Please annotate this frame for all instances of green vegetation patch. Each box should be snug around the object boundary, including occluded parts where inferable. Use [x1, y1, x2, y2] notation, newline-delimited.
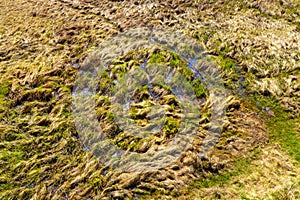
[189, 153, 257, 189]
[251, 93, 300, 162]
[0, 80, 11, 112]
[148, 53, 166, 64]
[163, 116, 180, 137]
[96, 48, 206, 154]
[192, 79, 207, 98]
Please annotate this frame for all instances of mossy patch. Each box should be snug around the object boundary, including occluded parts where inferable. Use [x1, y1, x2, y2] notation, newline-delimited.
[94, 48, 204, 155]
[163, 116, 180, 137]
[251, 93, 300, 162]
[148, 53, 166, 64]
[0, 80, 11, 113]
[192, 79, 207, 98]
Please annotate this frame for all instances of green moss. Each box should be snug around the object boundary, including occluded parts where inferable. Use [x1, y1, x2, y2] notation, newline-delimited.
[114, 133, 148, 152]
[169, 51, 185, 67]
[61, 86, 71, 93]
[111, 63, 128, 75]
[0, 81, 10, 97]
[98, 72, 114, 94]
[0, 81, 11, 112]
[224, 46, 233, 53]
[106, 111, 114, 123]
[128, 138, 143, 152]
[98, 70, 109, 78]
[169, 51, 180, 59]
[0, 148, 26, 193]
[90, 177, 103, 187]
[22, 87, 53, 102]
[148, 53, 166, 64]
[218, 54, 235, 71]
[212, 54, 241, 91]
[129, 107, 138, 120]
[129, 105, 150, 120]
[243, 72, 255, 89]
[0, 149, 24, 164]
[95, 95, 110, 106]
[193, 29, 217, 44]
[72, 45, 83, 53]
[170, 59, 181, 67]
[251, 93, 280, 113]
[178, 67, 194, 81]
[192, 79, 207, 98]
[162, 95, 179, 107]
[163, 117, 180, 136]
[95, 106, 114, 123]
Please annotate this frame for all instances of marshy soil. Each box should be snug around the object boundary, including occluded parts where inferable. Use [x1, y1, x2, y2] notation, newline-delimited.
[0, 0, 299, 199]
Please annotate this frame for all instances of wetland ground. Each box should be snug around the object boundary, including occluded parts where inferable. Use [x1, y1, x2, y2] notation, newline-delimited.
[0, 0, 299, 199]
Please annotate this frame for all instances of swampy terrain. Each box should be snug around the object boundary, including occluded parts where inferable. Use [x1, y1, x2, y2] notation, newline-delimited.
[0, 0, 300, 199]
